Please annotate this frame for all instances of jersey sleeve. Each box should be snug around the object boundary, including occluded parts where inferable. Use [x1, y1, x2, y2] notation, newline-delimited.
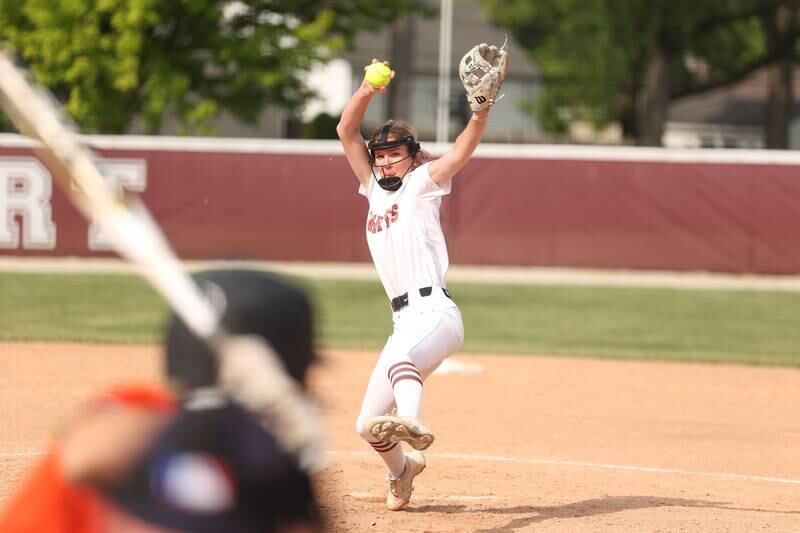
[88, 384, 175, 414]
[410, 162, 452, 199]
[358, 174, 374, 197]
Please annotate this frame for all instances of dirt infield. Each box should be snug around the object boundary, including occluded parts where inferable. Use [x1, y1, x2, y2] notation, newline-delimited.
[1, 343, 799, 531]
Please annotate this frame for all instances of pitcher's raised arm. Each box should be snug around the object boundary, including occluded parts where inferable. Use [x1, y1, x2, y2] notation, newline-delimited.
[336, 59, 395, 188]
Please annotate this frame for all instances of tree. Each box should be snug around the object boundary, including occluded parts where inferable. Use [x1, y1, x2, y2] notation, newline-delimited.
[0, 0, 426, 134]
[481, 0, 798, 147]
[761, 0, 799, 148]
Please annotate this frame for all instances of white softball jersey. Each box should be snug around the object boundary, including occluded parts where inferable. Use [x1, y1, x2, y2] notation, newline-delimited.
[358, 162, 451, 301]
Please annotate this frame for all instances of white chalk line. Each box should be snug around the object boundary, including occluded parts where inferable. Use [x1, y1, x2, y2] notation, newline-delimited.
[328, 450, 800, 486]
[348, 491, 497, 502]
[4, 449, 800, 486]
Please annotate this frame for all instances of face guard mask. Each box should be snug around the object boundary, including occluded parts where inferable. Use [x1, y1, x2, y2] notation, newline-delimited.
[367, 119, 420, 191]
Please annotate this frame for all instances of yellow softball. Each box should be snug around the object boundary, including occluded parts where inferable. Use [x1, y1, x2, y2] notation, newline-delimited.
[364, 62, 392, 89]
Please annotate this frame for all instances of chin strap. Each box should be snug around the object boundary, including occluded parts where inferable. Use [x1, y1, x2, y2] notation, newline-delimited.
[377, 177, 402, 191]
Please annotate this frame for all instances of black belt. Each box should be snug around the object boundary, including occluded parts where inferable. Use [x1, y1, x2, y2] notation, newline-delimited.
[390, 287, 451, 312]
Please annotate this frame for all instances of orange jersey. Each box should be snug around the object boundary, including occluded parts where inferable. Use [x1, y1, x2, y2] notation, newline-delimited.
[0, 446, 106, 533]
[0, 384, 175, 533]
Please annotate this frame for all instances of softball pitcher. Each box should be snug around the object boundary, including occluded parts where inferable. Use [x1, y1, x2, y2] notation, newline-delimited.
[336, 40, 508, 511]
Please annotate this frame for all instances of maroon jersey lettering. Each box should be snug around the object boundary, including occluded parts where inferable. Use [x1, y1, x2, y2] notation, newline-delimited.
[367, 205, 400, 234]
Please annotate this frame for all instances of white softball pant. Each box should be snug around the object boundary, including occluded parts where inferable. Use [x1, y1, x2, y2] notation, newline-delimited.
[355, 290, 464, 440]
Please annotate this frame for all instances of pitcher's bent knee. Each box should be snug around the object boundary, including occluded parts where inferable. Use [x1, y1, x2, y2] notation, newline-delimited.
[355, 415, 373, 441]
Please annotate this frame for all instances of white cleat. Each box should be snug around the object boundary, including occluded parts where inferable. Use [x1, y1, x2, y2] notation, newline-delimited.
[386, 451, 426, 511]
[365, 415, 435, 451]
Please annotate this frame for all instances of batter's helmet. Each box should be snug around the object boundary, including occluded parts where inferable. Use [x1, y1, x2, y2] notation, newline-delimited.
[164, 269, 317, 392]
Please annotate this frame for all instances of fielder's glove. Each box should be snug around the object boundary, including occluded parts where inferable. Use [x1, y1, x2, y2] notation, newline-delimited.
[459, 36, 509, 112]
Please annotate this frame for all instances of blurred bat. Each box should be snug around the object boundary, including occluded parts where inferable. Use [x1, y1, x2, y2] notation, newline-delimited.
[0, 48, 322, 471]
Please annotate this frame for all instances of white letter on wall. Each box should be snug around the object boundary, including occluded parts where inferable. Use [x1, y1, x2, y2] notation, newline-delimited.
[0, 158, 56, 249]
[88, 159, 147, 250]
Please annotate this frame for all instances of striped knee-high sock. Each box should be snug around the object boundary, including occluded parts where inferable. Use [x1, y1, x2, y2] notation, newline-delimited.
[368, 440, 405, 478]
[387, 360, 423, 419]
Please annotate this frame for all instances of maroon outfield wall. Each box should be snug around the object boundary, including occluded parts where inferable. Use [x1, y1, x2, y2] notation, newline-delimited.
[2, 136, 800, 274]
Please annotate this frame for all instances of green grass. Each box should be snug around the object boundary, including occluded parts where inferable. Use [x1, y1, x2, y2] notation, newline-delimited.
[2, 272, 800, 366]
[0, 273, 170, 343]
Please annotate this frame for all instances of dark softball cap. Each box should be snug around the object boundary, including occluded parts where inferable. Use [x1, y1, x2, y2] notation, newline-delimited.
[165, 269, 317, 391]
